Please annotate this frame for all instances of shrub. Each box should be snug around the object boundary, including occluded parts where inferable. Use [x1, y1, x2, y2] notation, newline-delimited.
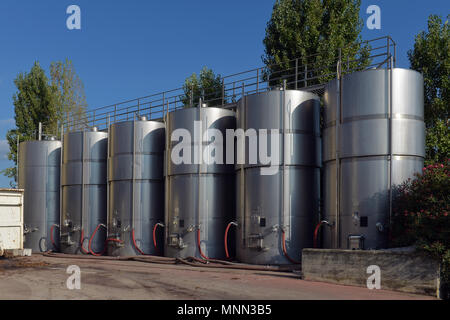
[391, 160, 450, 298]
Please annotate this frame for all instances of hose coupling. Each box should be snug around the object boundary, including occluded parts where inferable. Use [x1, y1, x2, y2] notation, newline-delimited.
[376, 222, 384, 232]
[321, 220, 334, 227]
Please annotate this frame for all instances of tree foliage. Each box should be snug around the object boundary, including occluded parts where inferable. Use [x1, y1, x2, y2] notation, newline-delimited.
[408, 15, 449, 165]
[2, 59, 88, 186]
[262, 0, 370, 88]
[181, 67, 224, 108]
[2, 62, 59, 185]
[391, 161, 450, 298]
[391, 162, 450, 247]
[50, 59, 88, 130]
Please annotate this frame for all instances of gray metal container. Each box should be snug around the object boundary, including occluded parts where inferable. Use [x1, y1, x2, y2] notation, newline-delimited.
[60, 129, 108, 254]
[165, 107, 236, 259]
[19, 139, 61, 252]
[236, 90, 321, 265]
[322, 68, 425, 249]
[107, 118, 165, 256]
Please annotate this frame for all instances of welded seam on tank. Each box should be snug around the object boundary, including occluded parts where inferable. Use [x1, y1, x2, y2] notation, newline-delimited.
[166, 172, 233, 178]
[323, 154, 425, 163]
[19, 164, 55, 169]
[80, 130, 87, 252]
[281, 129, 320, 136]
[61, 183, 106, 187]
[107, 178, 164, 182]
[108, 151, 163, 156]
[238, 164, 320, 170]
[63, 159, 106, 163]
[324, 113, 424, 129]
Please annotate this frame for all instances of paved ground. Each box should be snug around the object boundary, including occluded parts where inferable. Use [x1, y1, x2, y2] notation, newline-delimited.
[0, 254, 436, 300]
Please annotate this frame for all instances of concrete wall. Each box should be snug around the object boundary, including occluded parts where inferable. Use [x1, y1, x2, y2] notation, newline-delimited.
[302, 248, 441, 297]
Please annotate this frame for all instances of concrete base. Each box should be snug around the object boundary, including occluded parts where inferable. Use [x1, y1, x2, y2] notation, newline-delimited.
[302, 248, 442, 298]
[2, 249, 32, 258]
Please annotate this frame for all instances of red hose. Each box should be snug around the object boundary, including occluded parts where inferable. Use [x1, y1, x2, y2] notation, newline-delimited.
[281, 230, 301, 264]
[132, 229, 146, 255]
[197, 229, 209, 260]
[313, 222, 323, 248]
[224, 222, 236, 259]
[50, 224, 59, 251]
[80, 229, 90, 254]
[101, 238, 125, 256]
[89, 224, 106, 256]
[152, 223, 163, 253]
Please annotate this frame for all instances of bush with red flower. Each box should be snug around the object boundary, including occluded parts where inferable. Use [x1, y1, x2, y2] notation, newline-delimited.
[391, 160, 450, 297]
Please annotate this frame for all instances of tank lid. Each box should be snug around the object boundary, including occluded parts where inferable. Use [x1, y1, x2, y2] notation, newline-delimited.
[43, 135, 56, 141]
[139, 116, 147, 121]
[271, 85, 284, 91]
[91, 126, 98, 132]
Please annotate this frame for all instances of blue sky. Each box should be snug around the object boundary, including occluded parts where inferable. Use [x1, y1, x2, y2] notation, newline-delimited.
[0, 0, 448, 187]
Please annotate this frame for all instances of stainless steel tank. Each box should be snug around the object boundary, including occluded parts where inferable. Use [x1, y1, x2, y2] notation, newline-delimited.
[165, 107, 236, 259]
[322, 68, 425, 249]
[19, 139, 61, 252]
[60, 128, 108, 254]
[236, 89, 321, 265]
[107, 118, 165, 256]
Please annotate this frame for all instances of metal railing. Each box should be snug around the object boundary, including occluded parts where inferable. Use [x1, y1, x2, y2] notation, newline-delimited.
[63, 35, 396, 132]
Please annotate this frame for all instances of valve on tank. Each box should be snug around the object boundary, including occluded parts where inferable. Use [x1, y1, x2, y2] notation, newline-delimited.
[60, 218, 78, 246]
[168, 233, 186, 249]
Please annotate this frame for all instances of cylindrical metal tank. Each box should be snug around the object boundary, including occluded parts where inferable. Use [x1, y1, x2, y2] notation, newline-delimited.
[236, 89, 321, 265]
[165, 107, 236, 259]
[322, 68, 425, 249]
[19, 139, 61, 252]
[107, 118, 165, 256]
[60, 128, 108, 254]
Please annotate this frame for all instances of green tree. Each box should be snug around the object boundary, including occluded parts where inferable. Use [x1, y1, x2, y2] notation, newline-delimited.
[50, 59, 88, 131]
[2, 62, 59, 186]
[408, 15, 449, 165]
[391, 161, 450, 298]
[181, 67, 224, 108]
[262, 0, 370, 87]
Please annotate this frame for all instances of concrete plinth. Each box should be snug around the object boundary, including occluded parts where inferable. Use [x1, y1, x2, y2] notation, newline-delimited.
[302, 248, 442, 298]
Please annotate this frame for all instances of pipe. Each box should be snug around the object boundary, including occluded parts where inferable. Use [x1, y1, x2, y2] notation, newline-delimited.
[313, 220, 332, 248]
[197, 228, 209, 260]
[88, 223, 123, 256]
[80, 229, 89, 254]
[43, 251, 130, 261]
[42, 251, 297, 272]
[88, 224, 106, 256]
[176, 258, 294, 272]
[152, 223, 164, 252]
[281, 229, 301, 264]
[105, 237, 124, 251]
[132, 228, 146, 255]
[224, 222, 237, 259]
[50, 224, 59, 251]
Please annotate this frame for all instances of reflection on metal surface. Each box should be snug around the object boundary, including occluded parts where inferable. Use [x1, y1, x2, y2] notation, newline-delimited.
[19, 140, 61, 253]
[323, 68, 425, 249]
[236, 90, 321, 265]
[60, 129, 108, 254]
[165, 107, 236, 259]
[107, 119, 165, 256]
